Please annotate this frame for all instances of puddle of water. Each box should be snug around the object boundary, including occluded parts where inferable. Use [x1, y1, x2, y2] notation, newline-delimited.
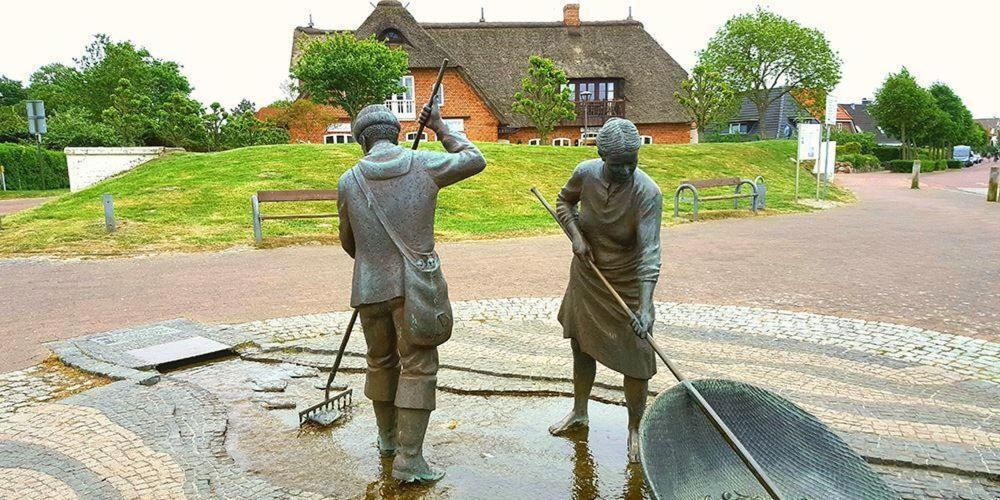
[173, 359, 651, 499]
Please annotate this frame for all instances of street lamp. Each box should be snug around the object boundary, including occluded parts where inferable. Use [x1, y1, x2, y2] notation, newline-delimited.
[579, 90, 593, 146]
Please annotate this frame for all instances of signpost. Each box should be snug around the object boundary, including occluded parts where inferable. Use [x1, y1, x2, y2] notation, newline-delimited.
[25, 100, 48, 190]
[796, 123, 822, 201]
[815, 95, 838, 200]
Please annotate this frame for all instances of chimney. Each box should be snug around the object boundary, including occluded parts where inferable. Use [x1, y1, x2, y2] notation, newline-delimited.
[563, 4, 581, 27]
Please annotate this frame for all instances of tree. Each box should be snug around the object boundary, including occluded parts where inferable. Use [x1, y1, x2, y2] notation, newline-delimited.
[42, 107, 119, 149]
[0, 76, 27, 106]
[153, 92, 207, 150]
[291, 32, 408, 121]
[699, 8, 841, 139]
[203, 102, 229, 152]
[101, 78, 152, 146]
[869, 68, 936, 159]
[231, 99, 256, 116]
[220, 111, 289, 149]
[675, 64, 738, 136]
[511, 55, 577, 144]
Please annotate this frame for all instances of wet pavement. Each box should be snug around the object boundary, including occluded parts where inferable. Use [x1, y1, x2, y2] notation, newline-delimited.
[1, 298, 997, 498]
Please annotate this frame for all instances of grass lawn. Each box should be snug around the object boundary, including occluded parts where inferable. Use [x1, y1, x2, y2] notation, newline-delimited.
[0, 141, 849, 257]
[0, 189, 69, 200]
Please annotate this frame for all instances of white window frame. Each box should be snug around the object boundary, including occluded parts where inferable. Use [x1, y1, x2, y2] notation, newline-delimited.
[728, 122, 748, 135]
[527, 138, 541, 146]
[386, 76, 416, 120]
[405, 131, 428, 142]
[640, 135, 653, 145]
[552, 137, 571, 146]
[324, 133, 355, 144]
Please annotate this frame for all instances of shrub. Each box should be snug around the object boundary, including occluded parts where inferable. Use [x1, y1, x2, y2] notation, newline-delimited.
[887, 159, 913, 173]
[829, 130, 876, 154]
[946, 160, 963, 169]
[840, 142, 862, 155]
[872, 146, 903, 162]
[0, 143, 69, 190]
[839, 153, 882, 172]
[702, 132, 760, 143]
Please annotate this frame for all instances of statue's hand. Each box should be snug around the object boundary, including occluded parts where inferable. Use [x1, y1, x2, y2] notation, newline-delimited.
[571, 234, 593, 263]
[633, 301, 655, 339]
[419, 100, 446, 134]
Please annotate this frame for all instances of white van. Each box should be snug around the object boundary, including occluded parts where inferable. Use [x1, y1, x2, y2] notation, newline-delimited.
[953, 145, 973, 166]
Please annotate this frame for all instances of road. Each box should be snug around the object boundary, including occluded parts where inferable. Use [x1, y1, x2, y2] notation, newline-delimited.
[1, 162, 997, 372]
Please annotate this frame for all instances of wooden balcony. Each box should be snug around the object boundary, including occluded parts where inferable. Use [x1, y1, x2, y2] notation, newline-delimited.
[563, 99, 626, 128]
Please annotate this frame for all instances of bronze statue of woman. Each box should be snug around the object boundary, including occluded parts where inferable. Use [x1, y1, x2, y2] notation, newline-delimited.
[548, 118, 663, 463]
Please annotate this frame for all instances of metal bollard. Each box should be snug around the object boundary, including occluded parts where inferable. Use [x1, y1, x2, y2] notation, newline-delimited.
[251, 194, 263, 244]
[103, 194, 116, 233]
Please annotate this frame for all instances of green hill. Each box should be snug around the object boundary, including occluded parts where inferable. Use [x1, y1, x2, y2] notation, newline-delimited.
[0, 141, 847, 257]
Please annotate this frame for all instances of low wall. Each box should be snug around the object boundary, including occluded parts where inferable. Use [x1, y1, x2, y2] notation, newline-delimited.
[65, 147, 183, 192]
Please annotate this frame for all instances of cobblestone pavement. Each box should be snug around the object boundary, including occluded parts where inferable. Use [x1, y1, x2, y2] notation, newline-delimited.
[3, 164, 998, 373]
[1, 299, 997, 498]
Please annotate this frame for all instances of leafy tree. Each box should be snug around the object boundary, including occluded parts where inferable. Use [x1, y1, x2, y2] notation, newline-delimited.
[154, 92, 207, 149]
[231, 99, 256, 116]
[291, 32, 408, 121]
[101, 78, 152, 146]
[220, 111, 289, 149]
[42, 107, 119, 149]
[0, 76, 27, 106]
[699, 8, 841, 139]
[511, 55, 577, 144]
[203, 102, 229, 152]
[260, 99, 340, 142]
[675, 64, 738, 136]
[869, 68, 936, 159]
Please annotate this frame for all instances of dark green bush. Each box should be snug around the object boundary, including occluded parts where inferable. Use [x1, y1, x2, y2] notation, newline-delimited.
[947, 160, 963, 169]
[840, 142, 862, 155]
[887, 159, 913, 173]
[873, 146, 903, 162]
[839, 153, 882, 172]
[701, 132, 760, 143]
[0, 143, 69, 190]
[829, 131, 876, 154]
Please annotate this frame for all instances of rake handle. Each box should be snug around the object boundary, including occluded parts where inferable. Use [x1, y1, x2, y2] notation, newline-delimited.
[530, 186, 783, 500]
[325, 308, 359, 400]
[412, 58, 449, 151]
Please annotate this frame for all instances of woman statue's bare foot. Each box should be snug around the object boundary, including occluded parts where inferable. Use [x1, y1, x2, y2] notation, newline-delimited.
[549, 410, 589, 436]
[627, 429, 641, 463]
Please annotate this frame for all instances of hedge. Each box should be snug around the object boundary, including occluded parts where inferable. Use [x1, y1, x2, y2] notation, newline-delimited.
[0, 143, 69, 190]
[840, 142, 862, 155]
[947, 160, 963, 169]
[888, 159, 946, 173]
[701, 132, 760, 143]
[873, 146, 903, 163]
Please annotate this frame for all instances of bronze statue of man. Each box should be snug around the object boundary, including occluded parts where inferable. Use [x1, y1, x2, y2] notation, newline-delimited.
[337, 101, 486, 483]
[548, 118, 663, 463]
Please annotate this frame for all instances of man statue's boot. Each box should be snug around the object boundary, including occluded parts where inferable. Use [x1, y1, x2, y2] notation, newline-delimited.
[391, 408, 444, 483]
[373, 401, 397, 457]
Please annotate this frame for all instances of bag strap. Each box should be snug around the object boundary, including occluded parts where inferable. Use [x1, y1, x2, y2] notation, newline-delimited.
[350, 166, 437, 270]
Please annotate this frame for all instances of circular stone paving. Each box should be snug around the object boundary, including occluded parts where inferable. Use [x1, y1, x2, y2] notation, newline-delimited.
[1, 298, 997, 499]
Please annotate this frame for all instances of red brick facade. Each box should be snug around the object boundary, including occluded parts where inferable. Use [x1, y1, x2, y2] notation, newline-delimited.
[502, 122, 694, 145]
[263, 69, 501, 144]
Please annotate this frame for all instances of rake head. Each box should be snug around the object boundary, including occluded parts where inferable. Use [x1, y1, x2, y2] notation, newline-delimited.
[298, 388, 354, 427]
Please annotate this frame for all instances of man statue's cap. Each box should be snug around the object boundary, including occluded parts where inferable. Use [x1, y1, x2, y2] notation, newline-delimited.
[597, 117, 641, 156]
[352, 104, 401, 139]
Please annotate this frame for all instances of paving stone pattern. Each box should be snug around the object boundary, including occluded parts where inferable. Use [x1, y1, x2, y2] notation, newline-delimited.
[1, 298, 997, 498]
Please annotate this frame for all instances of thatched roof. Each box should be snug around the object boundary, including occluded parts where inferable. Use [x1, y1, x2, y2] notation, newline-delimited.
[292, 0, 690, 127]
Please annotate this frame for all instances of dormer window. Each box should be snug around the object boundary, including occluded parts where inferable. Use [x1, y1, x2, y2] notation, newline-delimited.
[379, 29, 407, 45]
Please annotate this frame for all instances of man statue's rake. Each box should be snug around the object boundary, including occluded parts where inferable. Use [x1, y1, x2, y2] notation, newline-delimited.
[532, 187, 898, 500]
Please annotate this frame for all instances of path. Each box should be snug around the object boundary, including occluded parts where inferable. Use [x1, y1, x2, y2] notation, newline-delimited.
[1, 165, 997, 372]
[0, 197, 53, 216]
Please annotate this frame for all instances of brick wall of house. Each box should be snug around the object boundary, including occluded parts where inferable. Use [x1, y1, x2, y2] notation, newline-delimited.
[501, 122, 694, 145]
[261, 68, 500, 144]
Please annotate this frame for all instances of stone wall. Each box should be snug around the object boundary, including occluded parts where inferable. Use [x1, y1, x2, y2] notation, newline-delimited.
[65, 147, 182, 192]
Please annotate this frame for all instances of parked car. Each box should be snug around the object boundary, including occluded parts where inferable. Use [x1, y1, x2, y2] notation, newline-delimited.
[953, 145, 973, 166]
[970, 153, 982, 164]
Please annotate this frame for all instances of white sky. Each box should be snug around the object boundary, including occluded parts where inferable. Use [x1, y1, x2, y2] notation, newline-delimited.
[2, 0, 997, 117]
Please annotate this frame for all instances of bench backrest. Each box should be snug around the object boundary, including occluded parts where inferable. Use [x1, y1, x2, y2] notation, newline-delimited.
[682, 177, 742, 189]
[257, 190, 338, 202]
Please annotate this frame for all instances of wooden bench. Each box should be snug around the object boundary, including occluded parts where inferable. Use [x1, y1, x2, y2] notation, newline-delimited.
[251, 190, 338, 244]
[673, 176, 759, 221]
